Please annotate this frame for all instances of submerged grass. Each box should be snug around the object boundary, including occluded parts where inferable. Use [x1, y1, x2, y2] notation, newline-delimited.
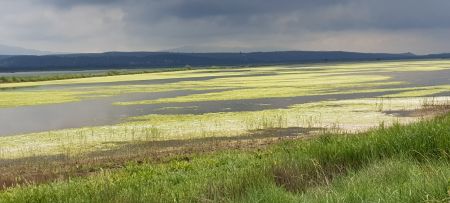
[2, 59, 450, 108]
[3, 96, 443, 159]
[1, 113, 449, 202]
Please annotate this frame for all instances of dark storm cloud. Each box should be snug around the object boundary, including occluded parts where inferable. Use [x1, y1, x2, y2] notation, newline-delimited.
[163, 0, 342, 19]
[1, 0, 450, 53]
[40, 0, 121, 8]
[158, 0, 450, 30]
[38, 0, 450, 29]
[60, 0, 450, 28]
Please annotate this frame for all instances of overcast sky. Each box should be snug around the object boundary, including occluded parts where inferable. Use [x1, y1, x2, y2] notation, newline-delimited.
[1, 0, 450, 54]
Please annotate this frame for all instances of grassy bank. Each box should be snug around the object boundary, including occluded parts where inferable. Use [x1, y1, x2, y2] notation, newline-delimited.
[0, 68, 195, 84]
[1, 113, 450, 202]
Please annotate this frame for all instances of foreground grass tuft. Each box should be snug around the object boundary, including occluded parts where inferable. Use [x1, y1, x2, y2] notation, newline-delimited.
[1, 114, 450, 202]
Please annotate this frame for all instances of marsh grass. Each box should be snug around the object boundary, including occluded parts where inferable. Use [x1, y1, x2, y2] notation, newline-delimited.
[2, 96, 449, 161]
[0, 110, 321, 160]
[0, 110, 322, 189]
[1, 112, 450, 202]
[0, 68, 195, 84]
[2, 60, 450, 108]
[422, 97, 450, 110]
[1, 60, 450, 201]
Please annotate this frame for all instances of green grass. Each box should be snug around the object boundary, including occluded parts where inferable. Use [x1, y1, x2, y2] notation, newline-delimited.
[1, 113, 449, 202]
[0, 68, 196, 84]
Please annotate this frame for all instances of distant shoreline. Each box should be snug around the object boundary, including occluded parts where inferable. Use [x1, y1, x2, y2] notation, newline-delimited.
[0, 51, 448, 73]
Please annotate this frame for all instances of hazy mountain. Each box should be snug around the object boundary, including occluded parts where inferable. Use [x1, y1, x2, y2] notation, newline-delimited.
[0, 44, 55, 55]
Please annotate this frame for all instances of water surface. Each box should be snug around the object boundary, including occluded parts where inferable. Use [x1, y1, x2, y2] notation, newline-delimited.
[1, 68, 449, 136]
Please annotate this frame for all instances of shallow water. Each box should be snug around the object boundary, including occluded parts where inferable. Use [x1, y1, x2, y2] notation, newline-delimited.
[386, 69, 450, 86]
[0, 68, 449, 136]
[0, 70, 111, 76]
[0, 89, 218, 136]
[0, 89, 407, 136]
[0, 73, 275, 91]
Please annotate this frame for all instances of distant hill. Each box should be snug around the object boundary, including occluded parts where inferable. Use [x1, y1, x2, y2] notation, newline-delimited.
[0, 44, 56, 56]
[162, 45, 282, 53]
[425, 53, 450, 59]
[0, 51, 448, 72]
[0, 55, 11, 60]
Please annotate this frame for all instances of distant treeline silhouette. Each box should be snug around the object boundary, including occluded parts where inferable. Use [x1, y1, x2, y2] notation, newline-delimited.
[0, 51, 448, 72]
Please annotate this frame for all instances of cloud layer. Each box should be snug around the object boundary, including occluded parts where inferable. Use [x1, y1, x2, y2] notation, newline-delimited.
[1, 0, 450, 53]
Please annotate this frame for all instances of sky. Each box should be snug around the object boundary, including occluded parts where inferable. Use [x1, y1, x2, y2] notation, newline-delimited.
[1, 0, 450, 54]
